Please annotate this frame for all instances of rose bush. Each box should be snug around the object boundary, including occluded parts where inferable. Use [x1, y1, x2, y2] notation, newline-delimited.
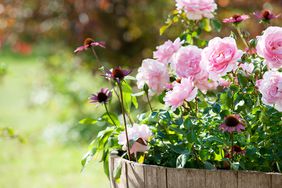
[78, 0, 282, 178]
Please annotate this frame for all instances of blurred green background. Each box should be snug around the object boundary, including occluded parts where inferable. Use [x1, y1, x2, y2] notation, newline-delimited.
[0, 0, 281, 187]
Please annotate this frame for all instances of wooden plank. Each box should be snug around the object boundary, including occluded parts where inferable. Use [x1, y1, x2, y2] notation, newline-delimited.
[219, 170, 237, 188]
[111, 157, 128, 188]
[204, 170, 237, 188]
[167, 168, 186, 188]
[271, 173, 282, 188]
[110, 155, 282, 188]
[186, 168, 206, 188]
[206, 170, 220, 188]
[238, 171, 271, 188]
[167, 168, 205, 188]
[144, 165, 167, 188]
[120, 159, 128, 188]
[127, 161, 145, 188]
[109, 154, 116, 188]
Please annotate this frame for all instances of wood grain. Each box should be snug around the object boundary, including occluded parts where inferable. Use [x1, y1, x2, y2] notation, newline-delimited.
[127, 161, 145, 188]
[238, 171, 271, 188]
[109, 155, 282, 188]
[144, 165, 167, 188]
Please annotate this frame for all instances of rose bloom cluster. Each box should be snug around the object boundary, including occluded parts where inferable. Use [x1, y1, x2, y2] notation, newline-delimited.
[137, 36, 242, 110]
[136, 26, 282, 112]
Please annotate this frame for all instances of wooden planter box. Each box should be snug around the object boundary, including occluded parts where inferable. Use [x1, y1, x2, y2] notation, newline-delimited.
[109, 153, 282, 188]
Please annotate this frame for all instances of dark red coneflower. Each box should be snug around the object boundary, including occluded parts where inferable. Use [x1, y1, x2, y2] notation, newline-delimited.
[104, 67, 131, 83]
[219, 114, 245, 133]
[231, 145, 246, 155]
[254, 10, 280, 23]
[89, 88, 112, 104]
[224, 145, 245, 159]
[223, 14, 250, 24]
[74, 38, 105, 53]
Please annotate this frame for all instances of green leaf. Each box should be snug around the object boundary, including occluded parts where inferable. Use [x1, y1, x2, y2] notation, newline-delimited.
[214, 148, 224, 161]
[230, 31, 237, 39]
[200, 18, 212, 32]
[160, 24, 171, 35]
[184, 118, 193, 129]
[79, 118, 97, 125]
[158, 91, 166, 104]
[235, 100, 245, 111]
[103, 155, 110, 178]
[81, 147, 97, 171]
[212, 103, 221, 113]
[131, 91, 145, 97]
[174, 117, 183, 126]
[237, 72, 248, 87]
[220, 91, 233, 109]
[113, 159, 122, 182]
[231, 162, 240, 170]
[176, 153, 190, 168]
[102, 113, 120, 126]
[210, 19, 222, 32]
[186, 34, 193, 45]
[132, 95, 138, 109]
[204, 161, 216, 170]
[121, 81, 135, 112]
[124, 75, 136, 81]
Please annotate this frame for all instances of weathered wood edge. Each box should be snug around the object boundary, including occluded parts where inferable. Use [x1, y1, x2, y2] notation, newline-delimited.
[109, 153, 282, 188]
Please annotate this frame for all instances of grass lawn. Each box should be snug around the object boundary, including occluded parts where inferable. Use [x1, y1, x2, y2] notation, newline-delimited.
[0, 53, 109, 188]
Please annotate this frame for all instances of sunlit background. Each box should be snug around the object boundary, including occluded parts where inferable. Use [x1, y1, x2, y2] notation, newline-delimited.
[0, 0, 281, 187]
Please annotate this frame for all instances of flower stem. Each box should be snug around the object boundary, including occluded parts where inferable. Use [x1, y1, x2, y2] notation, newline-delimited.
[236, 27, 249, 49]
[113, 86, 134, 125]
[91, 47, 100, 62]
[118, 83, 131, 161]
[230, 132, 234, 162]
[145, 91, 153, 112]
[104, 103, 117, 127]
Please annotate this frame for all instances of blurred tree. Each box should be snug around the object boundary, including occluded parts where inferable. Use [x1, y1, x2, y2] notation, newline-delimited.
[1, 0, 280, 66]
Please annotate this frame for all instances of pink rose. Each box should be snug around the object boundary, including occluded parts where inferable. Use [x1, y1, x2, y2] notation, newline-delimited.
[194, 73, 218, 94]
[256, 26, 282, 69]
[118, 124, 152, 156]
[218, 78, 231, 88]
[164, 78, 198, 111]
[136, 59, 169, 95]
[240, 63, 254, 75]
[153, 38, 182, 64]
[171, 45, 203, 79]
[257, 71, 282, 112]
[201, 37, 243, 80]
[175, 0, 217, 20]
